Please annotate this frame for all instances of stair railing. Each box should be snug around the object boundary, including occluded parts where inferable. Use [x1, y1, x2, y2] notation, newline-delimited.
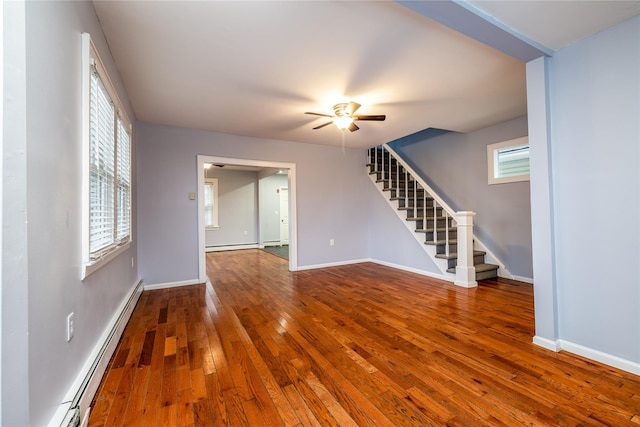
[368, 144, 477, 287]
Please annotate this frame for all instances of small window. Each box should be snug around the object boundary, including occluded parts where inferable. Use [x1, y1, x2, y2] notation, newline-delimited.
[204, 178, 219, 229]
[487, 136, 529, 185]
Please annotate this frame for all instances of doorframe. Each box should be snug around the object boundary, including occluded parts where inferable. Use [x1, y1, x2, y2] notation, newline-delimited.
[196, 155, 297, 281]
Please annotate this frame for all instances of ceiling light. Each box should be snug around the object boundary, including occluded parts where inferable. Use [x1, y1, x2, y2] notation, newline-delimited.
[204, 162, 213, 169]
[333, 115, 353, 130]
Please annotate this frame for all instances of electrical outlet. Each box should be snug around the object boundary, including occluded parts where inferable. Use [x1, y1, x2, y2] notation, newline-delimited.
[131, 257, 135, 268]
[330, 239, 335, 246]
[67, 312, 74, 342]
[244, 230, 248, 235]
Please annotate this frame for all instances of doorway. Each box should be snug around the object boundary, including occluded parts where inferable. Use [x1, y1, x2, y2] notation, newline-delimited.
[196, 155, 297, 281]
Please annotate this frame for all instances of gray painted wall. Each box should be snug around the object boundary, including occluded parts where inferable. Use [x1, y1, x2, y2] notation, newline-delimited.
[204, 169, 259, 247]
[260, 173, 288, 244]
[367, 183, 441, 273]
[389, 116, 533, 278]
[137, 122, 371, 285]
[3, 1, 140, 425]
[547, 16, 639, 362]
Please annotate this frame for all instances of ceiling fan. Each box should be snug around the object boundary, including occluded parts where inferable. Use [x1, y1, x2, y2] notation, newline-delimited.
[305, 102, 386, 132]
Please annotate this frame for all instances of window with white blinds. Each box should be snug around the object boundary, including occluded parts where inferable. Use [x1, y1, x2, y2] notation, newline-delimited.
[82, 33, 132, 276]
[487, 136, 530, 185]
[204, 178, 219, 228]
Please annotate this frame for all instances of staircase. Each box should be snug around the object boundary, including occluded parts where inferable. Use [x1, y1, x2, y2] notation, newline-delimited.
[367, 144, 499, 283]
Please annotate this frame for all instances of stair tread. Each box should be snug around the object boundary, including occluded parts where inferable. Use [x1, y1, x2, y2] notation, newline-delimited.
[475, 263, 500, 272]
[406, 216, 450, 221]
[436, 250, 486, 260]
[415, 227, 455, 232]
[447, 263, 499, 274]
[425, 239, 457, 246]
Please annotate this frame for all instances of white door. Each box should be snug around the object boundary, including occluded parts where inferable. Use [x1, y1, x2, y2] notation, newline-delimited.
[279, 187, 289, 245]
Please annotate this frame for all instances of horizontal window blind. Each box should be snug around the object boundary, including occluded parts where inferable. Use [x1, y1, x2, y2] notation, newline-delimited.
[496, 144, 530, 178]
[116, 117, 131, 242]
[87, 48, 132, 262]
[89, 69, 116, 257]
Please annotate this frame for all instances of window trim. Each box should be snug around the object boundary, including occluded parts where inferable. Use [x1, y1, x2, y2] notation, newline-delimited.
[487, 136, 530, 185]
[204, 178, 219, 230]
[81, 33, 132, 279]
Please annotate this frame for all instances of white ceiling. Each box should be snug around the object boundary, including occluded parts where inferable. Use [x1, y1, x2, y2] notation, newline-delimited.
[92, 1, 639, 149]
[469, 0, 640, 51]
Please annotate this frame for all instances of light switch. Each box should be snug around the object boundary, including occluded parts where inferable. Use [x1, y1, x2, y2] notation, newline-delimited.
[189, 192, 196, 200]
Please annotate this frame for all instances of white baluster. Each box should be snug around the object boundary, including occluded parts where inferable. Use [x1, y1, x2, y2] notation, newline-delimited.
[387, 146, 391, 186]
[445, 212, 450, 257]
[405, 167, 408, 205]
[413, 177, 420, 222]
[433, 200, 438, 243]
[396, 155, 400, 193]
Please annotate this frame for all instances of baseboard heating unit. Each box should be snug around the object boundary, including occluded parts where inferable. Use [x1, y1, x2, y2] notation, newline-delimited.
[55, 279, 143, 427]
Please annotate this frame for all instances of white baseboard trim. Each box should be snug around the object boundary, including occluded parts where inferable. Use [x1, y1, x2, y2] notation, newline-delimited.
[558, 339, 640, 375]
[296, 258, 371, 271]
[296, 258, 452, 283]
[533, 335, 560, 351]
[510, 274, 534, 284]
[369, 258, 452, 282]
[50, 278, 143, 427]
[533, 336, 639, 375]
[205, 244, 259, 252]
[144, 278, 203, 291]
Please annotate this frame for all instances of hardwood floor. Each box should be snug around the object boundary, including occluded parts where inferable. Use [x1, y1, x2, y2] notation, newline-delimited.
[88, 249, 640, 426]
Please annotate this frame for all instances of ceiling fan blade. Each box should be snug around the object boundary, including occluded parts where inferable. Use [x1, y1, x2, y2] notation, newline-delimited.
[354, 115, 386, 121]
[305, 112, 334, 118]
[313, 121, 334, 130]
[345, 101, 361, 116]
[348, 122, 359, 132]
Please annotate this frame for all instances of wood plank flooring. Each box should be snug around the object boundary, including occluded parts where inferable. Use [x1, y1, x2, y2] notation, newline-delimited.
[88, 249, 640, 426]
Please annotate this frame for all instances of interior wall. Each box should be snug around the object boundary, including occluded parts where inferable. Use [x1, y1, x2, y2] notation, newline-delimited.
[4, 2, 140, 425]
[259, 173, 288, 244]
[204, 169, 259, 247]
[137, 122, 371, 285]
[367, 182, 441, 274]
[548, 16, 639, 363]
[3, 2, 29, 424]
[388, 116, 532, 279]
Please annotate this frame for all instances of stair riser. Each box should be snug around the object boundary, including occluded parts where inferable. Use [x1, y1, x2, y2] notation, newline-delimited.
[423, 230, 458, 241]
[405, 207, 444, 217]
[476, 268, 499, 280]
[445, 253, 486, 269]
[398, 199, 436, 208]
[391, 190, 425, 198]
[413, 218, 453, 229]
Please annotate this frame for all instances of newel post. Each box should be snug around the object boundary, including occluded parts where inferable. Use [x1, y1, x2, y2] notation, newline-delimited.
[454, 211, 478, 288]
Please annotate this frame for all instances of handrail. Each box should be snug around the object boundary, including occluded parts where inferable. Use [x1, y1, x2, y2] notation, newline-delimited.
[382, 143, 457, 218]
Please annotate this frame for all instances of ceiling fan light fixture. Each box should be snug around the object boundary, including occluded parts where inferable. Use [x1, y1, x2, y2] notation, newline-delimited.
[333, 115, 353, 130]
[305, 101, 385, 132]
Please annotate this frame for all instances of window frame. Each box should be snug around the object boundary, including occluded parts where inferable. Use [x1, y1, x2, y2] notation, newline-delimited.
[81, 33, 132, 279]
[204, 178, 219, 230]
[487, 136, 530, 185]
